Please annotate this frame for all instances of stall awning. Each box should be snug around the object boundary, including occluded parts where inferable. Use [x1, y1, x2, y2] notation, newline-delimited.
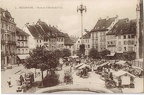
[17, 54, 30, 59]
[99, 62, 109, 67]
[116, 61, 126, 65]
[107, 53, 115, 56]
[113, 70, 136, 78]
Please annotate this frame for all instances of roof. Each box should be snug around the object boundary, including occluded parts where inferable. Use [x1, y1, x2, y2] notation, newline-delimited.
[26, 25, 42, 38]
[107, 18, 136, 35]
[91, 16, 117, 32]
[26, 20, 65, 39]
[0, 8, 15, 24]
[81, 32, 91, 39]
[70, 36, 78, 43]
[63, 33, 73, 45]
[113, 70, 136, 78]
[16, 27, 30, 36]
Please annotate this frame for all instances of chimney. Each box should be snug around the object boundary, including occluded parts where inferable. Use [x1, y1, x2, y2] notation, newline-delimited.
[26, 23, 29, 26]
[106, 16, 109, 20]
[49, 24, 51, 27]
[39, 19, 41, 21]
[116, 15, 118, 18]
[33, 22, 35, 25]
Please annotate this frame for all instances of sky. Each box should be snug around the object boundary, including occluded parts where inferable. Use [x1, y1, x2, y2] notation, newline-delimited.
[1, 0, 137, 37]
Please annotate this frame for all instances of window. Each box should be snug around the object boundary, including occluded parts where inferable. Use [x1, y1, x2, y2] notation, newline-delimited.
[118, 36, 121, 39]
[123, 35, 126, 39]
[40, 40, 41, 43]
[131, 35, 134, 38]
[88, 45, 90, 48]
[18, 49, 20, 54]
[22, 49, 24, 53]
[128, 35, 131, 38]
[118, 41, 121, 45]
[124, 47, 126, 51]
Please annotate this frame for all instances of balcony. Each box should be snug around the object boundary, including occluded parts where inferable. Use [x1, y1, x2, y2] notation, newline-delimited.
[17, 39, 28, 41]
[7, 41, 16, 45]
[17, 46, 28, 48]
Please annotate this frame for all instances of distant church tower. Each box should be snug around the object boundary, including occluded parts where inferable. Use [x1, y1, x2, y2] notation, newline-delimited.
[136, 0, 143, 59]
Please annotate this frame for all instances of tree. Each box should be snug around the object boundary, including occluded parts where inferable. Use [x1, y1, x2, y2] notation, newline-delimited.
[101, 49, 111, 59]
[88, 48, 100, 59]
[61, 48, 71, 57]
[54, 49, 62, 59]
[79, 44, 85, 56]
[24, 46, 59, 86]
[123, 51, 136, 61]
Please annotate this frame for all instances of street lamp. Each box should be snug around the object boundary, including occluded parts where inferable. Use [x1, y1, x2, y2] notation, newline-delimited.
[77, 3, 87, 44]
[77, 3, 87, 57]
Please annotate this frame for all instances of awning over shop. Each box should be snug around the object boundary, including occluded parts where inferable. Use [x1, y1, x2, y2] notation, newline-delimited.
[107, 53, 115, 56]
[17, 54, 30, 60]
[78, 64, 90, 69]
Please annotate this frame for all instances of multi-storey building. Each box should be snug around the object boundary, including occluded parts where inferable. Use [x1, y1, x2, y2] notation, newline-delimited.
[82, 32, 91, 56]
[23, 19, 65, 51]
[106, 18, 136, 58]
[106, 18, 129, 53]
[1, 8, 17, 67]
[64, 33, 74, 55]
[16, 27, 29, 64]
[90, 16, 118, 52]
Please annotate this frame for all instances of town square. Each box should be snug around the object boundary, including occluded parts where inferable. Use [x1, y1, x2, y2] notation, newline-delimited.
[0, 0, 143, 94]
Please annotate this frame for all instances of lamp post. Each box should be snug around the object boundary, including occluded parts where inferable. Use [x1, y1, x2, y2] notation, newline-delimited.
[77, 3, 87, 57]
[77, 3, 87, 44]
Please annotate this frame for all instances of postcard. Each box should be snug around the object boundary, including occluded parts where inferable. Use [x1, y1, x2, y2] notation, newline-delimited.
[0, 0, 143, 94]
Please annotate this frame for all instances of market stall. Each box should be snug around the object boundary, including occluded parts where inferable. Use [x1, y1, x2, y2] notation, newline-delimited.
[113, 70, 136, 88]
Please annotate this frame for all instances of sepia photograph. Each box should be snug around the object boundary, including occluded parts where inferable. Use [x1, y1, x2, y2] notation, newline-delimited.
[0, 0, 143, 94]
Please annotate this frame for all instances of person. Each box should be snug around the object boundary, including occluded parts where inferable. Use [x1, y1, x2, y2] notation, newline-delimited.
[109, 72, 113, 80]
[118, 77, 122, 88]
[7, 77, 11, 87]
[20, 75, 24, 85]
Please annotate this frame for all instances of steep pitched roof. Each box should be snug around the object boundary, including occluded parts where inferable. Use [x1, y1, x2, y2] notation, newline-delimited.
[26, 25, 42, 38]
[16, 27, 29, 36]
[107, 18, 136, 35]
[91, 16, 117, 32]
[81, 32, 91, 39]
[63, 33, 73, 45]
[70, 36, 79, 43]
[37, 20, 64, 38]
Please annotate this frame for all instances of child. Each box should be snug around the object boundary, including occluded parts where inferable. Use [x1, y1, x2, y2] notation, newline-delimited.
[7, 77, 11, 87]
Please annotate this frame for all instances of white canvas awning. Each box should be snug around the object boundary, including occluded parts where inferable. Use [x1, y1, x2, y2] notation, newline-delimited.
[78, 64, 90, 69]
[18, 54, 30, 59]
[107, 53, 115, 56]
[75, 63, 84, 68]
[99, 62, 109, 67]
[113, 70, 136, 78]
[115, 61, 126, 65]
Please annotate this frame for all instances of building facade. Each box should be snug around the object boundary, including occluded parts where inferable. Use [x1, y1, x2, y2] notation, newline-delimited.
[23, 19, 65, 51]
[90, 16, 118, 52]
[82, 32, 91, 56]
[1, 8, 17, 67]
[16, 27, 30, 63]
[106, 18, 136, 59]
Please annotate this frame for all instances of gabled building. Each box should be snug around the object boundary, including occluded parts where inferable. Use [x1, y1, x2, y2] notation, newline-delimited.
[23, 19, 65, 51]
[16, 27, 30, 64]
[81, 32, 91, 56]
[90, 16, 118, 52]
[106, 18, 137, 59]
[1, 8, 17, 67]
[63, 33, 74, 55]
